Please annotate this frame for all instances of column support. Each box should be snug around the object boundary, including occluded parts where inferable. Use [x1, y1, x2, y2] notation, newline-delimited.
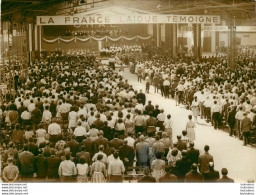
[172, 23, 177, 57]
[28, 23, 33, 65]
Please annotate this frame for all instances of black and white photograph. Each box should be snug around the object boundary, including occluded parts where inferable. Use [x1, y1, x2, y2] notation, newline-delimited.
[0, 0, 256, 192]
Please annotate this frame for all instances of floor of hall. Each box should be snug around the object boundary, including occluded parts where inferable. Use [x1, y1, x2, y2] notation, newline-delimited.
[122, 68, 256, 183]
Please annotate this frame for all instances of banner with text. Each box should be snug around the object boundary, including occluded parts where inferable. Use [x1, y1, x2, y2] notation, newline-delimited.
[37, 14, 220, 25]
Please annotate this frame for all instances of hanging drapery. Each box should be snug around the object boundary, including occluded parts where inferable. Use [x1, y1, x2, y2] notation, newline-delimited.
[122, 36, 137, 41]
[107, 36, 123, 41]
[137, 35, 152, 40]
[43, 35, 152, 43]
[59, 37, 75, 42]
[43, 37, 59, 43]
[91, 36, 107, 41]
[76, 37, 91, 42]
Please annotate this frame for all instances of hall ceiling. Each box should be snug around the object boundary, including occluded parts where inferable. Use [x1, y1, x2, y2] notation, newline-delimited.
[1, 0, 256, 21]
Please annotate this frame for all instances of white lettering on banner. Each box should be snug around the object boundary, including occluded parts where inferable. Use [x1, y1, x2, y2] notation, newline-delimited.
[36, 15, 221, 25]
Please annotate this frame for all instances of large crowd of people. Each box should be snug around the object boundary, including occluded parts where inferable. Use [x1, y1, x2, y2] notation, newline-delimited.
[64, 29, 147, 37]
[134, 48, 256, 145]
[0, 43, 255, 183]
[100, 44, 142, 57]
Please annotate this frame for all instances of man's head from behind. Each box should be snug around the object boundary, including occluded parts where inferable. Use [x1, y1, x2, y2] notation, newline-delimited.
[65, 152, 71, 160]
[113, 151, 119, 159]
[221, 168, 228, 176]
[204, 145, 210, 152]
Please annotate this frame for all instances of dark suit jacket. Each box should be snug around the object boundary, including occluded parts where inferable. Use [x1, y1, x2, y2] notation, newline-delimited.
[47, 155, 61, 178]
[241, 117, 251, 132]
[82, 138, 94, 157]
[94, 137, 109, 153]
[18, 151, 34, 174]
[119, 145, 135, 166]
[159, 174, 178, 183]
[28, 142, 38, 156]
[102, 125, 113, 140]
[145, 104, 154, 114]
[227, 110, 236, 127]
[34, 154, 48, 178]
[138, 175, 156, 183]
[31, 108, 42, 124]
[203, 169, 220, 182]
[67, 140, 80, 157]
[187, 148, 200, 164]
[109, 138, 123, 150]
[93, 119, 104, 130]
[137, 93, 146, 105]
[185, 170, 203, 182]
[198, 152, 214, 173]
[75, 151, 90, 165]
[217, 176, 234, 183]
[153, 109, 160, 118]
[176, 157, 192, 178]
[43, 146, 51, 158]
[177, 140, 187, 151]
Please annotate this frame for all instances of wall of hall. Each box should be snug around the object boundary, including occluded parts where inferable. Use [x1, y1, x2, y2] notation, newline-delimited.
[236, 32, 256, 46]
[219, 32, 256, 47]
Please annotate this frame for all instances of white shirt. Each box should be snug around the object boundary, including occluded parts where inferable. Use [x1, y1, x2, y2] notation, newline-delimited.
[76, 163, 89, 176]
[135, 104, 144, 112]
[177, 84, 184, 91]
[235, 111, 244, 120]
[48, 123, 61, 135]
[163, 80, 170, 86]
[108, 159, 125, 175]
[157, 113, 166, 121]
[21, 111, 31, 120]
[58, 160, 77, 176]
[42, 110, 52, 122]
[74, 126, 87, 137]
[124, 137, 135, 148]
[77, 109, 87, 118]
[163, 118, 173, 129]
[28, 103, 35, 112]
[211, 104, 222, 113]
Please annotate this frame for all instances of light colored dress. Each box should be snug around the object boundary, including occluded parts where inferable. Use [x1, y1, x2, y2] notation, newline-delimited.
[76, 163, 89, 182]
[186, 120, 196, 142]
[90, 161, 106, 183]
[68, 111, 77, 129]
[36, 128, 47, 146]
[151, 159, 166, 182]
[191, 100, 200, 118]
